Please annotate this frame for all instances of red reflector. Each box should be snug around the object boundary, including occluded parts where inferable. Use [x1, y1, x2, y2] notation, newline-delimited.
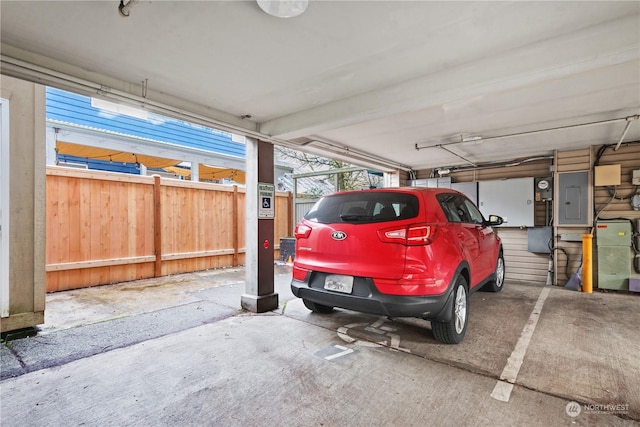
[294, 224, 312, 239]
[292, 266, 309, 281]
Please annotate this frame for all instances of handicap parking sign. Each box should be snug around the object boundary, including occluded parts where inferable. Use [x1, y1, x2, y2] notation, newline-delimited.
[258, 183, 275, 218]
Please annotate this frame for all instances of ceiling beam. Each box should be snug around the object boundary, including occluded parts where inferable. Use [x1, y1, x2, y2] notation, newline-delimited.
[1, 43, 256, 134]
[260, 16, 639, 140]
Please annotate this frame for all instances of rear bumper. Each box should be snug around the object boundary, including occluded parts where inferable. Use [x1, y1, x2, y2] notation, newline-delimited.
[291, 272, 455, 321]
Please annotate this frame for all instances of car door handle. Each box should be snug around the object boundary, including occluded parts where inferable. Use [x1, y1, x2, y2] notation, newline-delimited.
[457, 232, 465, 239]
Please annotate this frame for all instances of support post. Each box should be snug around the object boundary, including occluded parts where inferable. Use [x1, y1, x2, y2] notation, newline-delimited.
[287, 191, 294, 236]
[384, 170, 400, 188]
[191, 161, 199, 182]
[45, 127, 57, 166]
[232, 185, 239, 266]
[241, 138, 278, 312]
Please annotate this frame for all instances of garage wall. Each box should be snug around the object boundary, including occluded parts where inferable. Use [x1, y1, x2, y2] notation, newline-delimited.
[411, 159, 553, 285]
[592, 142, 640, 221]
[411, 142, 640, 288]
[554, 148, 592, 283]
[555, 143, 640, 288]
[591, 143, 639, 288]
[398, 169, 410, 187]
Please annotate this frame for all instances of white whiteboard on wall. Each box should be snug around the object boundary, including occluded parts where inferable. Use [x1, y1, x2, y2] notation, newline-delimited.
[478, 177, 534, 227]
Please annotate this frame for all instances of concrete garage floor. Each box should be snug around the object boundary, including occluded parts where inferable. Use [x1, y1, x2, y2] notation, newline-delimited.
[1, 265, 639, 426]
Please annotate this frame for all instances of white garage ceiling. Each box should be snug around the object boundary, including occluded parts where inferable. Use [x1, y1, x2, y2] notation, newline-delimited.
[1, 1, 639, 172]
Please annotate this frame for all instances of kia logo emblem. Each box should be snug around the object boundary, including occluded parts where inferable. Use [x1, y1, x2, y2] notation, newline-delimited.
[331, 231, 347, 240]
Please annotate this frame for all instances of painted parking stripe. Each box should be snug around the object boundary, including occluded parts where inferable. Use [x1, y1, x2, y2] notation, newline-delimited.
[324, 345, 355, 360]
[491, 287, 551, 402]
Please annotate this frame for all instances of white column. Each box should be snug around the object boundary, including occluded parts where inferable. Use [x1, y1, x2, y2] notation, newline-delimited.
[0, 98, 10, 318]
[384, 170, 401, 187]
[191, 161, 199, 182]
[45, 127, 57, 165]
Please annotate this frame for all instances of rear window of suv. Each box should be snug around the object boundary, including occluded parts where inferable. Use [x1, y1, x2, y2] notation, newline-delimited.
[304, 192, 419, 224]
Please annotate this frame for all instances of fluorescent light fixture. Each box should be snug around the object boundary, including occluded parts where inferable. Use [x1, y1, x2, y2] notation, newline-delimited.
[257, 0, 308, 18]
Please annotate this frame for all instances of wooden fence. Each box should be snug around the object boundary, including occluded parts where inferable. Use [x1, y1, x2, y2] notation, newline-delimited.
[46, 166, 293, 292]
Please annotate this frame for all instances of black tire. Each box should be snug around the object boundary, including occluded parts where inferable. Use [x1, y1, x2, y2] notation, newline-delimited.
[303, 299, 334, 314]
[483, 252, 505, 293]
[431, 275, 468, 344]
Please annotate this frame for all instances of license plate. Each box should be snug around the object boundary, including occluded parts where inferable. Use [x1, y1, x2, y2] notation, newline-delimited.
[324, 275, 354, 294]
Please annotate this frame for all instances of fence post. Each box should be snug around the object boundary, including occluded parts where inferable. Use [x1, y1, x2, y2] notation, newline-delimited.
[233, 185, 239, 266]
[153, 175, 162, 277]
[287, 191, 294, 236]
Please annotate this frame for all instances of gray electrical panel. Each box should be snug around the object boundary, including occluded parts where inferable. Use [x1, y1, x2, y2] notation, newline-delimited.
[557, 171, 590, 226]
[528, 226, 552, 253]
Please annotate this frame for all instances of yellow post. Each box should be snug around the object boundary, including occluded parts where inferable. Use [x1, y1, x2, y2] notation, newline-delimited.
[582, 234, 593, 293]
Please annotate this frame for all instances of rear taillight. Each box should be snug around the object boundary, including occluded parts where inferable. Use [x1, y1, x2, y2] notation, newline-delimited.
[292, 265, 310, 281]
[377, 223, 436, 246]
[294, 224, 312, 239]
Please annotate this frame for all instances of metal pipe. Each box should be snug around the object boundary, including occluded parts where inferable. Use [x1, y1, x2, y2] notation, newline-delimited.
[308, 138, 412, 171]
[614, 119, 633, 151]
[415, 115, 640, 151]
[436, 144, 477, 167]
[292, 166, 369, 179]
[445, 155, 554, 174]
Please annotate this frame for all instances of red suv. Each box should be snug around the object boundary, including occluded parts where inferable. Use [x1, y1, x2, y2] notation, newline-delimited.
[291, 187, 504, 344]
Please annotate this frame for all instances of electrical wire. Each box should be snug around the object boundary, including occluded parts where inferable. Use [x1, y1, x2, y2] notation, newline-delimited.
[552, 247, 571, 280]
[604, 184, 639, 201]
[548, 238, 571, 280]
[595, 186, 617, 221]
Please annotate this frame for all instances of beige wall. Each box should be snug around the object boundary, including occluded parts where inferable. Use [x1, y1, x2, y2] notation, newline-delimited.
[0, 75, 46, 332]
[555, 144, 640, 288]
[450, 159, 553, 284]
[412, 142, 640, 288]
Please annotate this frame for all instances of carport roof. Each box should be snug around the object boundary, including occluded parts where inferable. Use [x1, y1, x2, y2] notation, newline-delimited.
[1, 1, 639, 172]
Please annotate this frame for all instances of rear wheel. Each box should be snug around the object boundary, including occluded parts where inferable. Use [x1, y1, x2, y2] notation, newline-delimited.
[483, 252, 505, 293]
[432, 275, 468, 344]
[303, 299, 334, 314]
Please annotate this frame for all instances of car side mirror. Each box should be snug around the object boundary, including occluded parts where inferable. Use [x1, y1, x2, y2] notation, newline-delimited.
[486, 215, 504, 226]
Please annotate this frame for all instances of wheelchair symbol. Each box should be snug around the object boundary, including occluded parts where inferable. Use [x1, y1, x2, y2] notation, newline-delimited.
[337, 317, 410, 353]
[262, 197, 271, 209]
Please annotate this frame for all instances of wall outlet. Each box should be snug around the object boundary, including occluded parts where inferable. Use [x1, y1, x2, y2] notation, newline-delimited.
[633, 169, 640, 186]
